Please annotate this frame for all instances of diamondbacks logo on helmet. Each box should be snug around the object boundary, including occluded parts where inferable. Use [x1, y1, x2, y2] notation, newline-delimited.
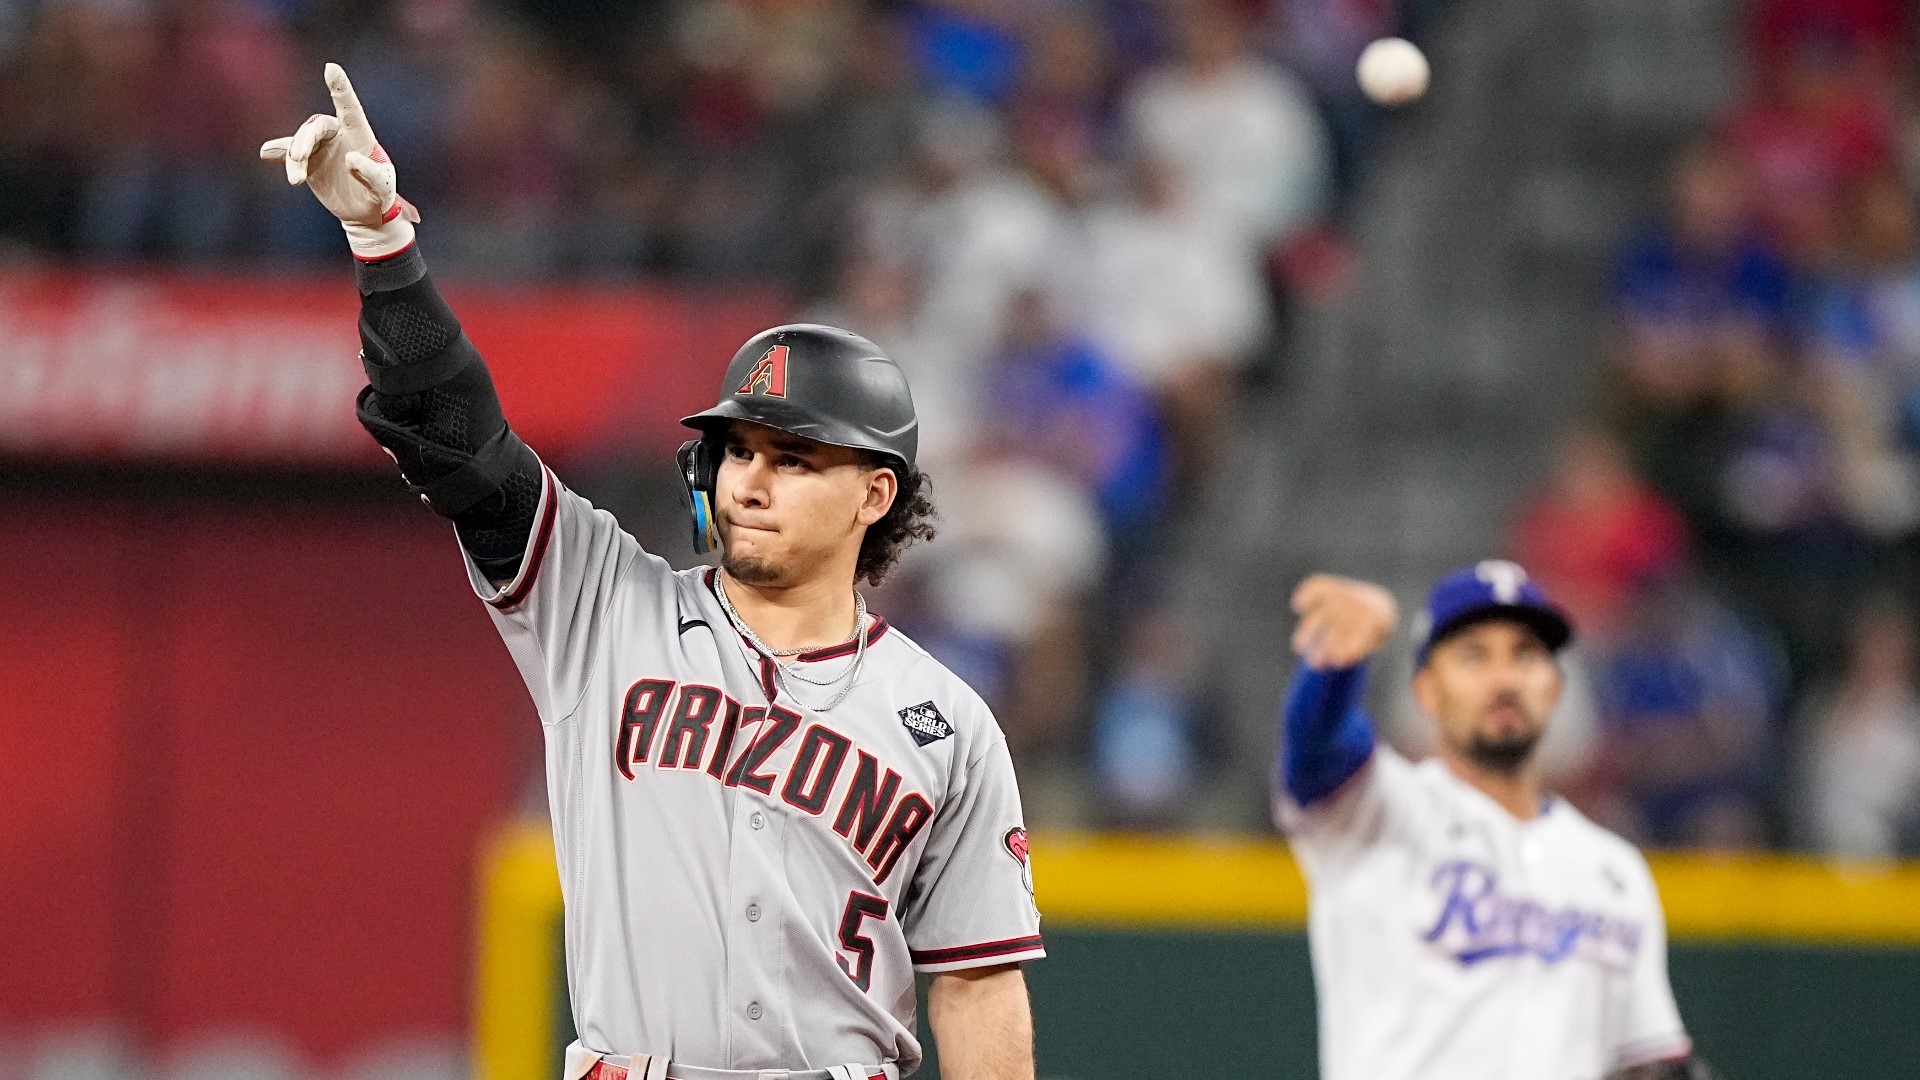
[736, 345, 789, 398]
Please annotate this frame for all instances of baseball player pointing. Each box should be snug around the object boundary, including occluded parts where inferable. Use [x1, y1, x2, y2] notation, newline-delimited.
[264, 66, 1042, 1080]
[1275, 562, 1706, 1080]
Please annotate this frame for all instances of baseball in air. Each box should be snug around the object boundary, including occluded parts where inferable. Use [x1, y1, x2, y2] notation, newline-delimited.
[1357, 37, 1429, 106]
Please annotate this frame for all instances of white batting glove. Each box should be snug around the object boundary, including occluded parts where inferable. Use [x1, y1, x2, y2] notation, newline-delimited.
[260, 63, 420, 261]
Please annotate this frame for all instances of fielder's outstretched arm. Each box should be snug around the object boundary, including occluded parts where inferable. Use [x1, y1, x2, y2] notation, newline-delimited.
[263, 64, 541, 581]
[1278, 665, 1377, 807]
[1275, 575, 1397, 810]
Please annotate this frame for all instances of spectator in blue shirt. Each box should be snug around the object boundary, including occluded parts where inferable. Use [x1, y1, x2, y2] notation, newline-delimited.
[1586, 575, 1786, 848]
[1614, 144, 1793, 411]
[984, 287, 1171, 544]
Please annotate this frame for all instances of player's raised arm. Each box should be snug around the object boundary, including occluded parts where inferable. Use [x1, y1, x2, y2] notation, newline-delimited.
[1274, 574, 1396, 814]
[262, 64, 541, 584]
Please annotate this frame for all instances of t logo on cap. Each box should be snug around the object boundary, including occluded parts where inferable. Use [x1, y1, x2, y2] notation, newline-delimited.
[1416, 559, 1573, 666]
[1474, 560, 1529, 605]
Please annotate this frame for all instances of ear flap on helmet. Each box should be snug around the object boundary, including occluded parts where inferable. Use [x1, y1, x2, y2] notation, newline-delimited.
[676, 437, 723, 554]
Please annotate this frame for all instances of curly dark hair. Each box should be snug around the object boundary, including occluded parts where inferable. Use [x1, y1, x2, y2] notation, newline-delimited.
[857, 461, 937, 585]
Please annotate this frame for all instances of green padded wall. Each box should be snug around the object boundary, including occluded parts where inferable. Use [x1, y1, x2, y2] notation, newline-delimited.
[561, 929, 1920, 1078]
[1021, 930, 1920, 1080]
[1024, 930, 1318, 1078]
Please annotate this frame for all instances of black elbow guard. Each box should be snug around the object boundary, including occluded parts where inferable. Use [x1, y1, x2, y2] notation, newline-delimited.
[355, 370, 536, 517]
[353, 271, 536, 519]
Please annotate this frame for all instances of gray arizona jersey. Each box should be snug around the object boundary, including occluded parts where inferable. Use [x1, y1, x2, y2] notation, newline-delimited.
[464, 464, 1044, 1076]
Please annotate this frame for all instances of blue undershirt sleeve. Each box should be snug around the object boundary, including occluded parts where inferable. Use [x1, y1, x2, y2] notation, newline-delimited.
[1277, 663, 1378, 807]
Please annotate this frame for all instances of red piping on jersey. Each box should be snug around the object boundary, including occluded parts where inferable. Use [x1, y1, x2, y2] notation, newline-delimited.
[796, 617, 890, 662]
[703, 567, 891, 663]
[759, 656, 778, 702]
[489, 468, 557, 610]
[909, 934, 1045, 966]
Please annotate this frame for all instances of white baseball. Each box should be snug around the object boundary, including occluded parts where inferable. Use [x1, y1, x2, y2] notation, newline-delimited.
[1357, 37, 1429, 106]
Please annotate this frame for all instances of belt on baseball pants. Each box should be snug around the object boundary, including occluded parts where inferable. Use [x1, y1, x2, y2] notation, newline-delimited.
[567, 1043, 899, 1080]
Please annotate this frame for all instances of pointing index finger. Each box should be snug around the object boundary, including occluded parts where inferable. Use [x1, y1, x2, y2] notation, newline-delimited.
[324, 62, 368, 133]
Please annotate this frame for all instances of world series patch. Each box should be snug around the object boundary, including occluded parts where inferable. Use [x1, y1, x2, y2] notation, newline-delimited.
[898, 701, 952, 746]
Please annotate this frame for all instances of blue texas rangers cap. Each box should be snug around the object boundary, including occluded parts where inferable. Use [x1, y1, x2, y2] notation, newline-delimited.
[1414, 560, 1573, 665]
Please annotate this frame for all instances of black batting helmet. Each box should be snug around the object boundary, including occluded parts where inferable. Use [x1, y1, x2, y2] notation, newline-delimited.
[676, 324, 919, 553]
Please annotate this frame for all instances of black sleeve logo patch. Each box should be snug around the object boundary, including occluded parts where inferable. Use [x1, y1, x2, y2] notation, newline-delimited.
[898, 701, 953, 746]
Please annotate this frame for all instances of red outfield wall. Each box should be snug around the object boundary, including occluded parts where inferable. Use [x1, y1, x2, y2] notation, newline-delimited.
[0, 495, 539, 1065]
[0, 271, 785, 1067]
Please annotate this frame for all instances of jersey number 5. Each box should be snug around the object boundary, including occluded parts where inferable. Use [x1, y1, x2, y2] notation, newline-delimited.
[836, 891, 889, 992]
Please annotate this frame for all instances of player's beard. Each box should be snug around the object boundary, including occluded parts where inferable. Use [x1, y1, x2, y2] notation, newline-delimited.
[718, 516, 790, 586]
[1463, 730, 1539, 775]
[722, 549, 786, 586]
[1461, 693, 1542, 775]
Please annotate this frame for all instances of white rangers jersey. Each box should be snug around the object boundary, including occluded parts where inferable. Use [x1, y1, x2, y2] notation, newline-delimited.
[1279, 748, 1690, 1080]
[468, 466, 1044, 1077]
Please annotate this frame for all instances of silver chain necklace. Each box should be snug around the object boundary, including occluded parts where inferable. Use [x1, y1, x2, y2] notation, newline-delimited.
[714, 575, 869, 711]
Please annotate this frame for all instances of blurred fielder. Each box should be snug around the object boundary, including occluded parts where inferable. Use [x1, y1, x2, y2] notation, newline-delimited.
[1275, 561, 1709, 1080]
[263, 65, 1042, 1080]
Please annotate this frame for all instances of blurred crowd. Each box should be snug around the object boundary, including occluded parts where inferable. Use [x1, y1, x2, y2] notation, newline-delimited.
[1507, 0, 1920, 856]
[0, 0, 1417, 824]
[21, 0, 1920, 854]
[0, 0, 1409, 277]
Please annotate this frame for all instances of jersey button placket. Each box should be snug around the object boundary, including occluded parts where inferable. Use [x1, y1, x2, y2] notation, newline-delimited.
[729, 797, 785, 1059]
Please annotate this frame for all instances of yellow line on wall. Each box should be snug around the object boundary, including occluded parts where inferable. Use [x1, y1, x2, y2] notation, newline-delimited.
[1028, 832, 1920, 943]
[1030, 832, 1310, 927]
[1647, 853, 1920, 943]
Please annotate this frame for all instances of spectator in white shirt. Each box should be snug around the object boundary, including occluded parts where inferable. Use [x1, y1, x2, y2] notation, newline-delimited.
[1798, 599, 1920, 858]
[1077, 149, 1270, 501]
[1125, 0, 1331, 255]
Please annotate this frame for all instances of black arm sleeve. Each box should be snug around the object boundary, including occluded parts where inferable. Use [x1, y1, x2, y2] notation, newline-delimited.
[353, 245, 543, 581]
